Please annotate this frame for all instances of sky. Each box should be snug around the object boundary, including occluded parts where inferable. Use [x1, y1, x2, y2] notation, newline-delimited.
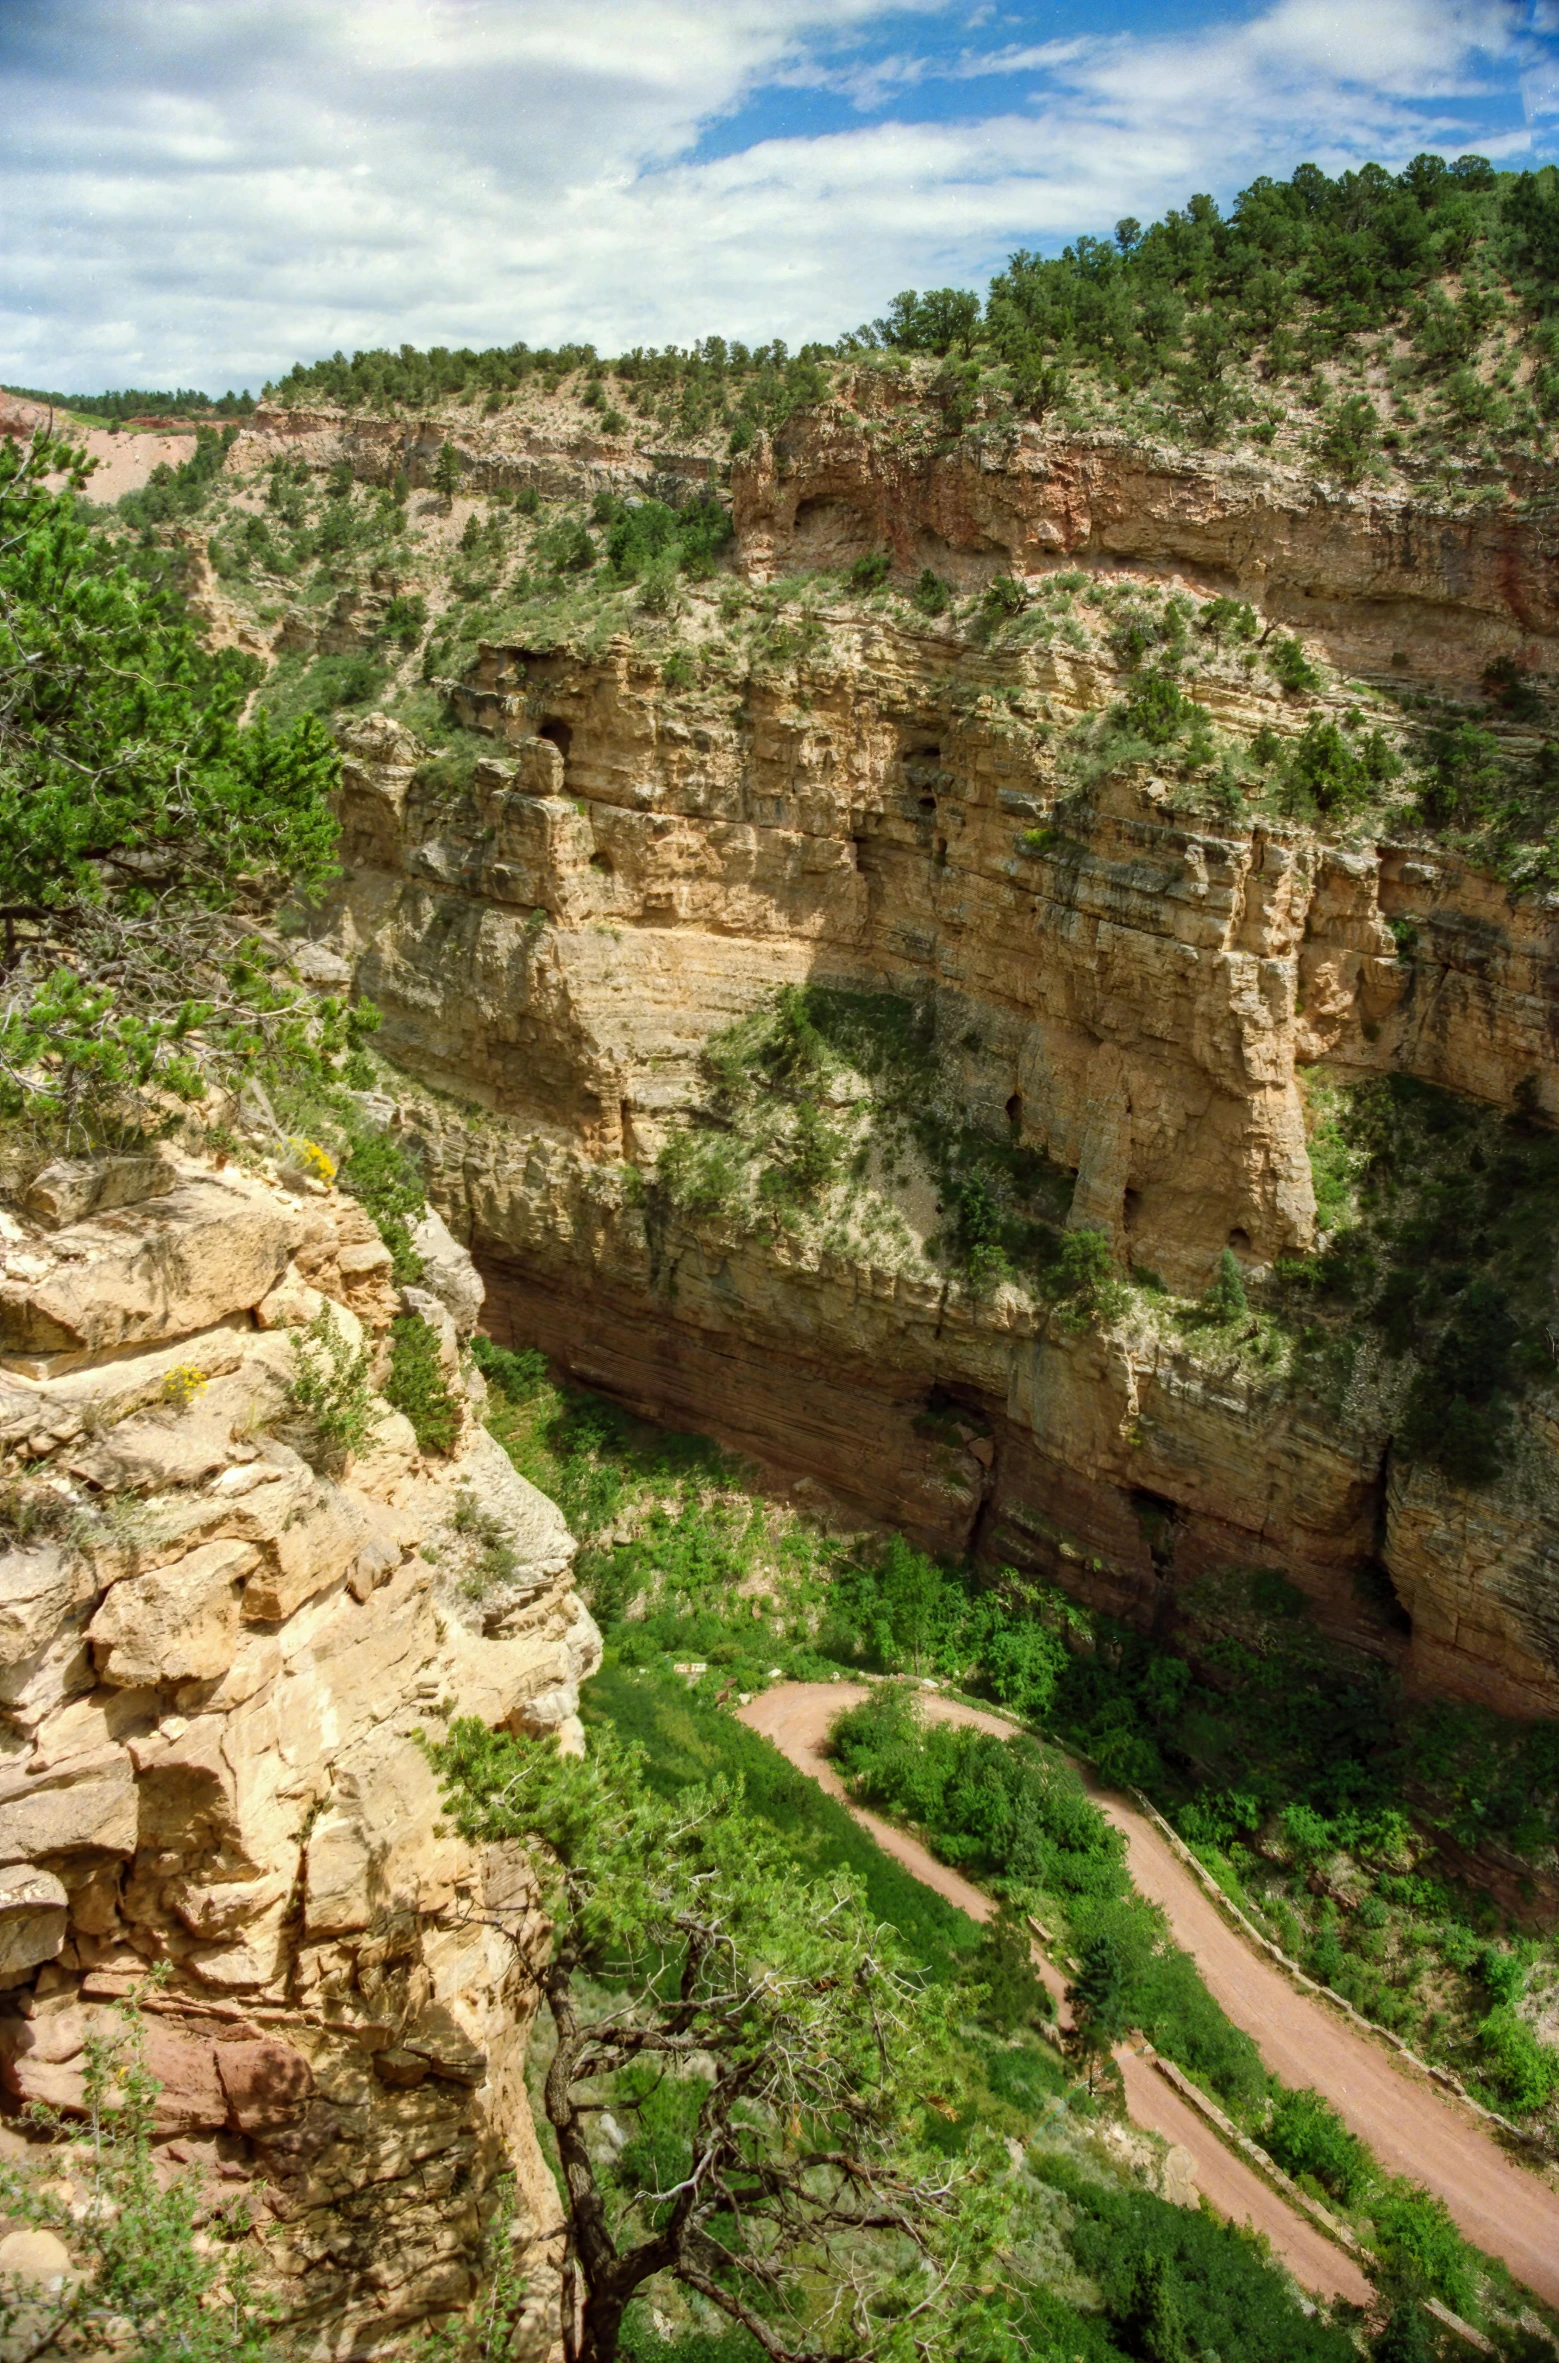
[2, 0, 1556, 398]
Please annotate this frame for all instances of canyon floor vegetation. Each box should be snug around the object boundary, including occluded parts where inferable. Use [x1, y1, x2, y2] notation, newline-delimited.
[474, 1335, 1559, 2157]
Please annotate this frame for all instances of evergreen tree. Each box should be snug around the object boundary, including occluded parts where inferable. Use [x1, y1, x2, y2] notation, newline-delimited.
[434, 1718, 1017, 2363]
[432, 438, 463, 501]
[1208, 1246, 1249, 1321]
[0, 429, 346, 1142]
[1067, 1931, 1129, 2089]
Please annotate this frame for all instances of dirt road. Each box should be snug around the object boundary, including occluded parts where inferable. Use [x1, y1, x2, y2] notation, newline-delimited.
[738, 1682, 1372, 2306]
[740, 1681, 1559, 2311]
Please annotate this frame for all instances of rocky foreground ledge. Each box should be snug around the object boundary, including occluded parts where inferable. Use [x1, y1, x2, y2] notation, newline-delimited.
[0, 1142, 599, 2356]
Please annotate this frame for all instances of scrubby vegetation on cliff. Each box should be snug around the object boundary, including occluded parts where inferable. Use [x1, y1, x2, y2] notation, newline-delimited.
[646, 982, 1106, 1306]
[1273, 1071, 1559, 1488]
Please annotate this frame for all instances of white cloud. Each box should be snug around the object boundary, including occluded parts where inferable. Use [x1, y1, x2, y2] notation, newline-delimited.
[0, 0, 1546, 394]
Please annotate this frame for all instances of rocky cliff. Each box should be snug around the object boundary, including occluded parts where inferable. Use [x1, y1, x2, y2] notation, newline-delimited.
[312, 403, 1559, 1729]
[0, 1141, 600, 2355]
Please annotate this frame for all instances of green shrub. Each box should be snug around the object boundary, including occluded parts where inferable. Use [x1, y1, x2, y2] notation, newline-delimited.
[1476, 2006, 1559, 2111]
[385, 1312, 462, 1455]
[848, 549, 892, 591]
[471, 1335, 550, 1401]
[383, 591, 428, 647]
[287, 1305, 381, 1472]
[1044, 2159, 1356, 2362]
[1207, 1246, 1249, 1320]
[912, 567, 951, 616]
[972, 1905, 1055, 2032]
[0, 1999, 276, 2361]
[1268, 635, 1323, 694]
[1370, 2179, 1477, 2314]
[982, 572, 1027, 617]
[1417, 720, 1504, 829]
[336, 1126, 427, 1281]
[535, 514, 596, 574]
[1114, 670, 1204, 748]
[1318, 393, 1381, 482]
[1264, 2085, 1371, 2205]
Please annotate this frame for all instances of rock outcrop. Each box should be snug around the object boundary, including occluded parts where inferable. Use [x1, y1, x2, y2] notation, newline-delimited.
[734, 403, 1559, 697]
[0, 1146, 599, 2356]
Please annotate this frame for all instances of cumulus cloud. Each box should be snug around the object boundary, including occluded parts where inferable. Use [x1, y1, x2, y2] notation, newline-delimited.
[0, 0, 1547, 394]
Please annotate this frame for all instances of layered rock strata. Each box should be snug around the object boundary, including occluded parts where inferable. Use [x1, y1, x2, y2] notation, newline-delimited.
[321, 564, 1559, 1725]
[0, 1147, 599, 2355]
[736, 405, 1559, 696]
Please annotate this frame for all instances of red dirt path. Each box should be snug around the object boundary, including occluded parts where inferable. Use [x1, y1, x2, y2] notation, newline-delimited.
[738, 1682, 1372, 2306]
[740, 1681, 1559, 2310]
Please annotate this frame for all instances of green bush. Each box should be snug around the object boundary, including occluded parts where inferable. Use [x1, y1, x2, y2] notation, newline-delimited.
[1207, 1246, 1249, 1320]
[383, 590, 428, 647]
[535, 514, 596, 573]
[848, 549, 891, 591]
[1318, 393, 1381, 482]
[1417, 721, 1504, 828]
[1264, 2085, 1371, 2205]
[912, 567, 951, 616]
[1268, 635, 1323, 694]
[0, 1999, 276, 2361]
[336, 1125, 427, 1281]
[1040, 2159, 1356, 2363]
[1476, 2006, 1559, 2111]
[1370, 2179, 1477, 2314]
[287, 1305, 381, 1472]
[385, 1312, 462, 1454]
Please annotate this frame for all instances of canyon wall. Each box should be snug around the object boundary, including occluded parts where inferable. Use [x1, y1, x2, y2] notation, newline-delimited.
[303, 407, 1559, 1728]
[738, 403, 1559, 696]
[0, 1145, 599, 2355]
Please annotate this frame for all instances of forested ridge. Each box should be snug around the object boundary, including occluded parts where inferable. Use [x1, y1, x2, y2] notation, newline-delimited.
[260, 152, 1559, 474]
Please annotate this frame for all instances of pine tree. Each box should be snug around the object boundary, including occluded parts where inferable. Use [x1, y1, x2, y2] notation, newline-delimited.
[1208, 1245, 1249, 1321]
[432, 438, 462, 502]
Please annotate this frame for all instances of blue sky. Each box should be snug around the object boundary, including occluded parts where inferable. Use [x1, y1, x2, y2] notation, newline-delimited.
[1, 0, 1555, 396]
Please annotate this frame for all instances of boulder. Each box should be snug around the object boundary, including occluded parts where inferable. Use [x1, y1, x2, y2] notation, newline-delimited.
[408, 1206, 484, 1338]
[23, 1153, 176, 1232]
[0, 1546, 97, 1705]
[0, 1176, 303, 1357]
[457, 1428, 575, 1593]
[88, 1539, 256, 1686]
[304, 1724, 474, 1938]
[216, 2034, 314, 2133]
[240, 1488, 371, 1624]
[0, 2006, 230, 2132]
[0, 2228, 72, 2283]
[0, 1866, 68, 1979]
[0, 1747, 137, 1857]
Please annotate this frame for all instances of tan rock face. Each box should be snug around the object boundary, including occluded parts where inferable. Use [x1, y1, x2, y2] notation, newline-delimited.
[0, 1173, 302, 1360]
[0, 1150, 599, 2357]
[734, 407, 1559, 695]
[321, 496, 1559, 1721]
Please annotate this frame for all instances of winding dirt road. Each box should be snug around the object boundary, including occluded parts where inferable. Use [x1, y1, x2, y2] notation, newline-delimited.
[738, 1682, 1370, 2306]
[739, 1682, 1559, 2311]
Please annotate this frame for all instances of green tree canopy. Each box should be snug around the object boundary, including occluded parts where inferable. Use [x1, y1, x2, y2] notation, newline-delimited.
[0, 429, 347, 1139]
[431, 1717, 1019, 2363]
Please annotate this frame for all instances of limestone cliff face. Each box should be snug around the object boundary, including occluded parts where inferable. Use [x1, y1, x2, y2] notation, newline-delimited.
[0, 1148, 599, 2356]
[320, 522, 1559, 1726]
[735, 404, 1559, 697]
